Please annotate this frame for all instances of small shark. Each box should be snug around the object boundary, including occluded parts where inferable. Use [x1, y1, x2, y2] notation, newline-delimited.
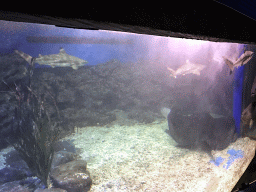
[15, 48, 88, 70]
[167, 59, 206, 78]
[223, 51, 254, 75]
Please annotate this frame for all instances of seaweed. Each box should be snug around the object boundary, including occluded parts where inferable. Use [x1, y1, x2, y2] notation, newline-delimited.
[5, 56, 61, 188]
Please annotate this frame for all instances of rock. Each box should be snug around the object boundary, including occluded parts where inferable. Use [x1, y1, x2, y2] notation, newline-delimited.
[0, 53, 29, 151]
[53, 140, 77, 153]
[51, 151, 76, 169]
[0, 148, 76, 190]
[0, 180, 31, 192]
[28, 59, 172, 130]
[50, 160, 92, 192]
[127, 109, 157, 124]
[0, 149, 34, 184]
[0, 180, 67, 192]
[35, 188, 67, 192]
[0, 167, 27, 184]
[18, 176, 46, 190]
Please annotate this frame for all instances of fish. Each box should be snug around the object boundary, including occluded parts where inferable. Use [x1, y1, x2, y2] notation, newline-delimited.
[167, 59, 206, 78]
[241, 103, 253, 127]
[160, 107, 171, 119]
[250, 77, 256, 129]
[14, 48, 88, 70]
[223, 51, 254, 75]
[241, 102, 256, 130]
[251, 76, 256, 97]
[164, 108, 237, 160]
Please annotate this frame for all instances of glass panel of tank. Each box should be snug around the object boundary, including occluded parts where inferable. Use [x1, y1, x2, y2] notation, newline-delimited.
[0, 20, 255, 191]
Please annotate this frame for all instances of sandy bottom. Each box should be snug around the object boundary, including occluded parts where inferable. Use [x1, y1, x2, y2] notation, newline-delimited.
[62, 120, 251, 192]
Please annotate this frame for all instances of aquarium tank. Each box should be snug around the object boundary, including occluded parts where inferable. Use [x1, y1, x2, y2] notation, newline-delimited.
[0, 20, 255, 192]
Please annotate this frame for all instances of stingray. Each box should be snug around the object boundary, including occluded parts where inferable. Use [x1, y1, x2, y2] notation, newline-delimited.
[164, 108, 237, 160]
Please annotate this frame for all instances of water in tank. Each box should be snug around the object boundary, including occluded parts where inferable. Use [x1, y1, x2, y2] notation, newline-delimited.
[0, 20, 255, 191]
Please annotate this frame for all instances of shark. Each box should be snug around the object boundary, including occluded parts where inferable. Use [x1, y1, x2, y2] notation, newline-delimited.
[14, 48, 88, 70]
[222, 51, 254, 75]
[167, 59, 206, 78]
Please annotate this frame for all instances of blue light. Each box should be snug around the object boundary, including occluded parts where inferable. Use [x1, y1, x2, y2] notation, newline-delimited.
[223, 149, 244, 169]
[233, 44, 246, 136]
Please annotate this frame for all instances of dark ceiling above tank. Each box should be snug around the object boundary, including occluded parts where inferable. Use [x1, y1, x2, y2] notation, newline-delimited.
[0, 1, 256, 44]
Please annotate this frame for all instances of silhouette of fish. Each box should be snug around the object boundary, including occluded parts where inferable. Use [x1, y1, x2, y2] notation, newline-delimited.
[167, 59, 206, 78]
[15, 48, 88, 70]
[223, 51, 253, 75]
[164, 108, 237, 160]
[242, 76, 256, 129]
